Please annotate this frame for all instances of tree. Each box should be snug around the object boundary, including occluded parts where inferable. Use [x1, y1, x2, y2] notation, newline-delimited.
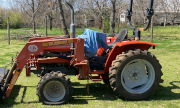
[167, 0, 180, 25]
[159, 0, 180, 26]
[58, 0, 69, 35]
[109, 0, 116, 35]
[45, 1, 54, 30]
[133, 0, 149, 25]
[15, 0, 46, 34]
[85, 0, 109, 32]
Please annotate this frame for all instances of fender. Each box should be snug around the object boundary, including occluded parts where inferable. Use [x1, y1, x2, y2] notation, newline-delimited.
[104, 40, 157, 72]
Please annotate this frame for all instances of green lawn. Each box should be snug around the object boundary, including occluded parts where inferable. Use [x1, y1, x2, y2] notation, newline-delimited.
[0, 27, 103, 40]
[0, 26, 180, 108]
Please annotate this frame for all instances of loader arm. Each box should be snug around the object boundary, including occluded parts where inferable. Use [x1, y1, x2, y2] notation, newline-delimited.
[4, 38, 82, 98]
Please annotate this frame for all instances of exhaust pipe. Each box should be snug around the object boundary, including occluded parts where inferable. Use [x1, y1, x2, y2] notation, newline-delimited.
[66, 2, 75, 38]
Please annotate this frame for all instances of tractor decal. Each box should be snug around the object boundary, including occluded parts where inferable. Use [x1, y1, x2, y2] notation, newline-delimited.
[9, 71, 20, 89]
[28, 45, 38, 52]
[42, 39, 74, 47]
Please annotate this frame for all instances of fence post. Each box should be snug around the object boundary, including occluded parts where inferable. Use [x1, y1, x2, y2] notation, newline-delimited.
[151, 16, 153, 43]
[7, 17, 10, 45]
[45, 16, 48, 37]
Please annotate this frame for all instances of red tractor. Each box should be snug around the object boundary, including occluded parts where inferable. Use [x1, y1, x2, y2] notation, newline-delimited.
[0, 0, 163, 105]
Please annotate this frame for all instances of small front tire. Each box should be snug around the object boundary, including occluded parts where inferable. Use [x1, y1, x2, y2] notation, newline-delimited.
[37, 72, 73, 105]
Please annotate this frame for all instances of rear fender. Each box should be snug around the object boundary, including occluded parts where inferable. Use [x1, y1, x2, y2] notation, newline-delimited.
[104, 40, 157, 72]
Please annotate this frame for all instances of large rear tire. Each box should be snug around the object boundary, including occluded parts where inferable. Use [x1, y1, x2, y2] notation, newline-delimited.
[109, 49, 163, 100]
[37, 71, 73, 105]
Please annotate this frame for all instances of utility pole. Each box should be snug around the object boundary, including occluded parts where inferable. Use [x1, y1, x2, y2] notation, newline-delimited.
[7, 17, 10, 45]
[151, 16, 154, 43]
[45, 16, 48, 36]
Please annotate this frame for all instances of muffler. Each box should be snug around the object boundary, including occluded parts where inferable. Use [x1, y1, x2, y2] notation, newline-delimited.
[66, 2, 75, 38]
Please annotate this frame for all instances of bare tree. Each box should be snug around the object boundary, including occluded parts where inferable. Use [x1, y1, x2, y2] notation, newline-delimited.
[156, 0, 180, 26]
[15, 0, 46, 34]
[86, 0, 109, 32]
[168, 0, 180, 25]
[132, 0, 149, 25]
[58, 0, 69, 35]
[45, 1, 53, 30]
[109, 0, 116, 35]
[44, 0, 55, 30]
[159, 0, 169, 26]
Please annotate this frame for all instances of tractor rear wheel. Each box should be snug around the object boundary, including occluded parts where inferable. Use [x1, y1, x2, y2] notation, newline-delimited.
[37, 71, 73, 105]
[109, 49, 163, 100]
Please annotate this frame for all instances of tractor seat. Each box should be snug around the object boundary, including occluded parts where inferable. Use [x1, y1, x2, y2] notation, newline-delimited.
[108, 28, 128, 48]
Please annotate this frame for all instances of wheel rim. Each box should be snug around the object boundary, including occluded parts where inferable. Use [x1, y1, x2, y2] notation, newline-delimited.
[121, 59, 155, 94]
[43, 81, 66, 102]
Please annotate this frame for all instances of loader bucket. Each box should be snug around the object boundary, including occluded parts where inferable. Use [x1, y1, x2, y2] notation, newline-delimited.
[0, 67, 9, 83]
[0, 67, 9, 101]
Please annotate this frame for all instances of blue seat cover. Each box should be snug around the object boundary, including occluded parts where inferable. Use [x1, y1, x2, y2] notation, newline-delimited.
[77, 29, 107, 58]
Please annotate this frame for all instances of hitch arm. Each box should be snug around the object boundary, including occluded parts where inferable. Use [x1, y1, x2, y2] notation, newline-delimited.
[126, 0, 154, 31]
[143, 0, 154, 31]
[126, 0, 134, 30]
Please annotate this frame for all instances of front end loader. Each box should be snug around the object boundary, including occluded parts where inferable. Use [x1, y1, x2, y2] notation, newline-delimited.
[0, 0, 163, 105]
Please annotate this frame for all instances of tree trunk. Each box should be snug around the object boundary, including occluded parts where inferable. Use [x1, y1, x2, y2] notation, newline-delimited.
[33, 15, 36, 34]
[7, 17, 10, 45]
[84, 14, 88, 27]
[110, 0, 116, 35]
[164, 15, 167, 27]
[99, 16, 103, 29]
[117, 9, 120, 33]
[102, 17, 106, 33]
[32, 0, 36, 34]
[45, 16, 48, 36]
[49, 13, 53, 30]
[151, 16, 154, 43]
[58, 0, 69, 35]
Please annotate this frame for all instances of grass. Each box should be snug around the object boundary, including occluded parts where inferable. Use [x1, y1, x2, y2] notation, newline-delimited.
[0, 26, 180, 108]
[0, 27, 103, 40]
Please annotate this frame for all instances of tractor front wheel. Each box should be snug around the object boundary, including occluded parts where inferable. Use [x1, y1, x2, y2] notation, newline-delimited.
[109, 49, 163, 100]
[37, 71, 73, 105]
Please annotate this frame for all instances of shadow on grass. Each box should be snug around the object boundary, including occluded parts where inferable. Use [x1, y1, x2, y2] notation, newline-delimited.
[0, 82, 117, 106]
[1, 81, 180, 106]
[157, 35, 180, 40]
[151, 81, 180, 100]
[0, 85, 39, 107]
[69, 82, 117, 104]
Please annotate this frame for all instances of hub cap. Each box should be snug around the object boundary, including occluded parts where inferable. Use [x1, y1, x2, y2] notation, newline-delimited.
[43, 81, 66, 102]
[121, 59, 155, 94]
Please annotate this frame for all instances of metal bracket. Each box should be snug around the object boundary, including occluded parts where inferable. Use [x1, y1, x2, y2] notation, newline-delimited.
[126, 0, 154, 40]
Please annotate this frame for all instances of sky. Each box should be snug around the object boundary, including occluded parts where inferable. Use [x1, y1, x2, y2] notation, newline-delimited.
[1, 0, 13, 9]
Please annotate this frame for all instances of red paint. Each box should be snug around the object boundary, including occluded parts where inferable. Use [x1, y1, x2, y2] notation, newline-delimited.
[5, 38, 85, 98]
[104, 40, 157, 72]
[37, 57, 71, 63]
[107, 37, 116, 44]
[44, 47, 71, 52]
[5, 36, 157, 99]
